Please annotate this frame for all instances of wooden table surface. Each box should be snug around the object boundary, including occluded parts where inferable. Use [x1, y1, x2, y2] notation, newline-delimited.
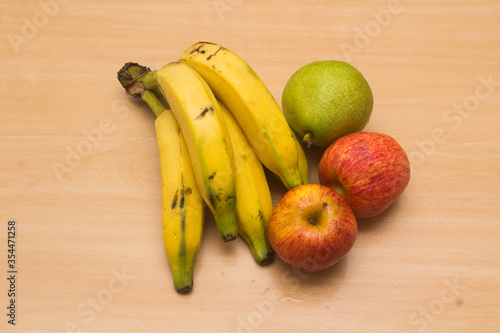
[1, 1, 499, 332]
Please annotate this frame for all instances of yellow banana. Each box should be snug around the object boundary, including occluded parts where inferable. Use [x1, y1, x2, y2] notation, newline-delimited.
[155, 108, 204, 294]
[118, 63, 204, 293]
[179, 41, 309, 189]
[219, 101, 274, 265]
[156, 61, 238, 242]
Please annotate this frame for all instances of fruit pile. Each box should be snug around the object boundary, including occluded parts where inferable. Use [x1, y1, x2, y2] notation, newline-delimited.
[116, 41, 410, 294]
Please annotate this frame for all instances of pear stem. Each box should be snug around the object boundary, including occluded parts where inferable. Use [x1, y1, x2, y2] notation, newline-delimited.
[302, 132, 313, 148]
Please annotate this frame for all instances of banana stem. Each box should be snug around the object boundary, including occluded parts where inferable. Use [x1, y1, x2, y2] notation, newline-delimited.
[141, 71, 159, 90]
[138, 69, 162, 96]
[117, 62, 164, 116]
[142, 89, 166, 118]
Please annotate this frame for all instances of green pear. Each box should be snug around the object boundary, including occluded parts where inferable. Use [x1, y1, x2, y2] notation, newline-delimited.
[282, 60, 373, 148]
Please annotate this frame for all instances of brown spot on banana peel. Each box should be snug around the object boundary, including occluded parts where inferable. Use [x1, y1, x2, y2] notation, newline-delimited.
[171, 190, 179, 209]
[208, 193, 217, 208]
[206, 46, 223, 60]
[179, 189, 185, 209]
[190, 43, 204, 55]
[208, 172, 216, 180]
[189, 41, 218, 55]
[195, 106, 214, 120]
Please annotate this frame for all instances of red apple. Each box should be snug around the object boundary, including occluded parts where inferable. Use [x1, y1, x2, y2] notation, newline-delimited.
[268, 184, 357, 272]
[319, 132, 410, 219]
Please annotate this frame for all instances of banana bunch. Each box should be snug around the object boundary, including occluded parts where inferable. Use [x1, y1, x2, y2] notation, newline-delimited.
[117, 42, 308, 292]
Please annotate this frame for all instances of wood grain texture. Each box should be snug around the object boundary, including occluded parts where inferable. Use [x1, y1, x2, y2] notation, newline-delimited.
[1, 1, 499, 332]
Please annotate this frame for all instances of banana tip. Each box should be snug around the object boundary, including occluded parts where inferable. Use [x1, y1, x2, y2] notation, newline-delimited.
[176, 285, 193, 294]
[258, 254, 275, 266]
[222, 234, 238, 242]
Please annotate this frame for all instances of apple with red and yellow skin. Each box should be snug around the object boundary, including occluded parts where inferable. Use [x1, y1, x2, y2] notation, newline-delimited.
[268, 184, 357, 272]
[319, 132, 411, 219]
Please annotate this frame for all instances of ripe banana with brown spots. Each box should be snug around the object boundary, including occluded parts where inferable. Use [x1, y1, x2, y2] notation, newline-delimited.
[179, 41, 309, 190]
[156, 61, 238, 242]
[156, 109, 205, 294]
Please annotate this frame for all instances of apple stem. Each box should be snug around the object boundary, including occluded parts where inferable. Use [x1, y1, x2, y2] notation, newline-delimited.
[332, 183, 347, 199]
[302, 132, 313, 148]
